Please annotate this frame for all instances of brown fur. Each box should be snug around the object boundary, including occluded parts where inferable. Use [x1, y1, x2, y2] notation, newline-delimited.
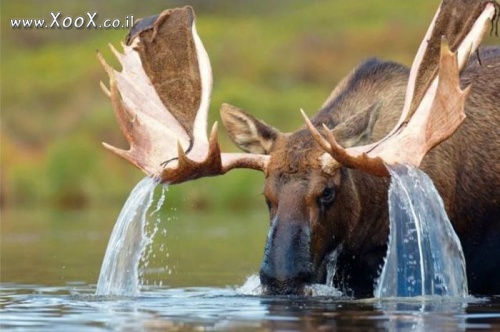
[223, 47, 500, 297]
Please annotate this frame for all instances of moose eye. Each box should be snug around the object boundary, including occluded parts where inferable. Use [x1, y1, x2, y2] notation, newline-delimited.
[318, 187, 335, 206]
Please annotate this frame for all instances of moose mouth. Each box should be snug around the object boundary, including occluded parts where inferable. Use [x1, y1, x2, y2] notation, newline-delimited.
[259, 245, 343, 297]
[260, 274, 310, 296]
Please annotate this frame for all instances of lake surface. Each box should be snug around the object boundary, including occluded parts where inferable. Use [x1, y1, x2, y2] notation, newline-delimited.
[2, 208, 500, 331]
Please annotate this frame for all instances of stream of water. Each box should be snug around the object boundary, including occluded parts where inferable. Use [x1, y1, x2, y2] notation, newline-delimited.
[95, 177, 165, 296]
[375, 164, 468, 298]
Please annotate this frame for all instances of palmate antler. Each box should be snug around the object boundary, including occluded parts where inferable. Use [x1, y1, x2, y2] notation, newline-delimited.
[98, 6, 268, 184]
[304, 0, 498, 177]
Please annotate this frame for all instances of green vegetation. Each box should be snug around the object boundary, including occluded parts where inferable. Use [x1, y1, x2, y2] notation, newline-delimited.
[3, 0, 490, 211]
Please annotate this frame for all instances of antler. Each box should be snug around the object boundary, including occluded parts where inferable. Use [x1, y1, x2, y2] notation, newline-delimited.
[98, 6, 268, 184]
[304, 0, 498, 177]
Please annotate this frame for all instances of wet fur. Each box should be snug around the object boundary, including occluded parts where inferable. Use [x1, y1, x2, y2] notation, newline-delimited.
[283, 47, 500, 296]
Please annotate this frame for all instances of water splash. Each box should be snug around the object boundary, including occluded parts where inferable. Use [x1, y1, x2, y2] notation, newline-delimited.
[96, 177, 167, 296]
[374, 164, 468, 298]
[237, 275, 262, 295]
[236, 274, 342, 297]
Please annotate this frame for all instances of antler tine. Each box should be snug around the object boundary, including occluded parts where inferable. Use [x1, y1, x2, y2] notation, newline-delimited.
[208, 122, 221, 156]
[300, 109, 331, 152]
[108, 43, 123, 64]
[102, 142, 132, 162]
[320, 124, 386, 176]
[99, 81, 111, 98]
[96, 50, 113, 76]
[302, 107, 390, 176]
[176, 140, 195, 169]
[321, 124, 339, 154]
[157, 123, 224, 184]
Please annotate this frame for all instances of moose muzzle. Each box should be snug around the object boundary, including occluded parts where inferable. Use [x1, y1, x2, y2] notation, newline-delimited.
[259, 218, 314, 295]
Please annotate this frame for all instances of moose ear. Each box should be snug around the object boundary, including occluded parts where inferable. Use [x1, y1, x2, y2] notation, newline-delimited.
[220, 103, 280, 154]
[332, 103, 381, 148]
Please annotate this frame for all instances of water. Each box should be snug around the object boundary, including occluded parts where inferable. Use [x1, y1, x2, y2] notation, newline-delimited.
[96, 177, 165, 296]
[2, 208, 499, 331]
[2, 282, 499, 331]
[375, 164, 468, 298]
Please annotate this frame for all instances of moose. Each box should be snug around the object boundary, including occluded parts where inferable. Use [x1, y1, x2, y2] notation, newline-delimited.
[98, 1, 500, 297]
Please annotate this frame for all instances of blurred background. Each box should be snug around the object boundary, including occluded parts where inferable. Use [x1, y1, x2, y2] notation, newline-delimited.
[1, 1, 498, 287]
[1, 0, 448, 211]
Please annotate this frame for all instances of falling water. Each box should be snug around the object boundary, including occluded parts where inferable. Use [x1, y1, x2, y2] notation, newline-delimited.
[374, 164, 468, 298]
[96, 176, 166, 296]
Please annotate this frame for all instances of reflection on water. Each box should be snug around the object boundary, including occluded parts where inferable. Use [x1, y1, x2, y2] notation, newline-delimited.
[1, 283, 500, 331]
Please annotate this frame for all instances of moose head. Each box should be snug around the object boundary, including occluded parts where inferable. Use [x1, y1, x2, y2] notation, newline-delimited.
[99, 1, 499, 297]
